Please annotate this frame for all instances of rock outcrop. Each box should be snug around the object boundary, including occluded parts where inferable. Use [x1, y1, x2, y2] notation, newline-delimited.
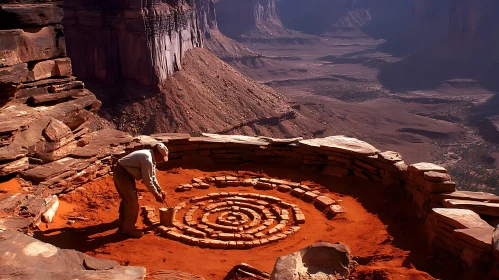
[195, 0, 258, 60]
[0, 230, 146, 279]
[270, 242, 351, 279]
[63, 0, 203, 87]
[214, 0, 302, 40]
[278, 0, 369, 34]
[0, 0, 129, 231]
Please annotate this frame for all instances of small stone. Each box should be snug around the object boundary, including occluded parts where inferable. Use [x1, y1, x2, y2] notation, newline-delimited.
[314, 196, 336, 211]
[327, 205, 346, 219]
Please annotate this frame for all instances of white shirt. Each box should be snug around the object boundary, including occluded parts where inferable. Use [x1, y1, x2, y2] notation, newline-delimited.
[118, 149, 162, 198]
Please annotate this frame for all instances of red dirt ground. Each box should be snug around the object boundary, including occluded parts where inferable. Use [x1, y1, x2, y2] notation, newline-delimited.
[32, 166, 453, 280]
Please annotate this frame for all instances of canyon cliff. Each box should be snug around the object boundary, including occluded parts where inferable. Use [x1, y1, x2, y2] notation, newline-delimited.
[215, 0, 295, 39]
[278, 0, 499, 60]
[63, 0, 202, 87]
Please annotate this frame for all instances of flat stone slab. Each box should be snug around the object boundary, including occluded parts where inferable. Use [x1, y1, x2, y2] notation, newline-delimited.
[83, 255, 119, 270]
[424, 171, 451, 182]
[378, 151, 403, 163]
[443, 199, 499, 217]
[0, 217, 32, 230]
[409, 163, 447, 174]
[300, 136, 379, 156]
[431, 208, 493, 230]
[432, 191, 499, 203]
[454, 228, 493, 252]
[197, 133, 268, 146]
[0, 230, 145, 279]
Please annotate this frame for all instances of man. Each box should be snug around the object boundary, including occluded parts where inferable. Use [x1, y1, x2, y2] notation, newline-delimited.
[112, 143, 168, 238]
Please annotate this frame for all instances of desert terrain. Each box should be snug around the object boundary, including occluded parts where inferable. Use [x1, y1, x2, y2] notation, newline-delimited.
[229, 31, 499, 195]
[2, 0, 499, 279]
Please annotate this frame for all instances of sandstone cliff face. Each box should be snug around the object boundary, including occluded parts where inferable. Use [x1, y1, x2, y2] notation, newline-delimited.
[63, 0, 202, 87]
[215, 0, 285, 38]
[0, 0, 129, 225]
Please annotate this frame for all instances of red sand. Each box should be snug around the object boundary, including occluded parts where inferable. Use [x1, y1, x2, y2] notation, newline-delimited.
[33, 167, 448, 279]
[0, 179, 23, 195]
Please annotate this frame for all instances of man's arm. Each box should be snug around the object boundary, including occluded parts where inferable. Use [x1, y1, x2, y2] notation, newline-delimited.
[140, 158, 162, 200]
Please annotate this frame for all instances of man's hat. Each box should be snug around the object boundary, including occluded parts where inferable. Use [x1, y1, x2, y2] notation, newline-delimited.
[155, 143, 169, 161]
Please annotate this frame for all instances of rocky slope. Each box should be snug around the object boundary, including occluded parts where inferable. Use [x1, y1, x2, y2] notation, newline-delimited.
[91, 48, 328, 137]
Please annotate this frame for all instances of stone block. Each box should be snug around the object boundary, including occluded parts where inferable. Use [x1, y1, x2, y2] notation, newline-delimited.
[290, 188, 305, 198]
[314, 196, 336, 211]
[0, 26, 66, 67]
[277, 185, 291, 192]
[302, 191, 318, 203]
[327, 205, 346, 219]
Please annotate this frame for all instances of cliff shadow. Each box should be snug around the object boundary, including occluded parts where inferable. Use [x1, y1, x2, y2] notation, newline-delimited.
[377, 53, 499, 93]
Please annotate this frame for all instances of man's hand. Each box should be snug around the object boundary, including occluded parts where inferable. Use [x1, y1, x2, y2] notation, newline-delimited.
[155, 191, 167, 204]
[155, 195, 165, 204]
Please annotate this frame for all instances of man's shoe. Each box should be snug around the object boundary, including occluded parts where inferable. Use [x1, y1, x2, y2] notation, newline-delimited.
[119, 228, 143, 238]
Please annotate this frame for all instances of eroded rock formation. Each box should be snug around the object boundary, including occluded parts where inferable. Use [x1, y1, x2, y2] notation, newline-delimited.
[214, 0, 301, 39]
[63, 0, 202, 87]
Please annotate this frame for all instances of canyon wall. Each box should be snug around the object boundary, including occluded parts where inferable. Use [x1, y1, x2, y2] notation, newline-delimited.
[215, 0, 283, 38]
[279, 0, 499, 59]
[63, 0, 203, 87]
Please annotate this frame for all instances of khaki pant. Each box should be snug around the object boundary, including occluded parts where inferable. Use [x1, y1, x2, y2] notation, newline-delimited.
[112, 164, 139, 232]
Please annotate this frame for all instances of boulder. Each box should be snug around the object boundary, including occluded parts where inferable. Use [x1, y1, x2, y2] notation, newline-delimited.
[270, 242, 351, 280]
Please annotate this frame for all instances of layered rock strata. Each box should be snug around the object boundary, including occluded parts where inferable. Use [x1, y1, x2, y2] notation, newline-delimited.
[214, 0, 304, 40]
[63, 0, 203, 86]
[195, 0, 258, 60]
[0, 0, 115, 232]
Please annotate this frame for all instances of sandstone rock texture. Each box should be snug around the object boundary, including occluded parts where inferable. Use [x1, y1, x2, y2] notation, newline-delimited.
[270, 242, 351, 280]
[0, 230, 146, 279]
[63, 0, 202, 86]
[0, 0, 135, 231]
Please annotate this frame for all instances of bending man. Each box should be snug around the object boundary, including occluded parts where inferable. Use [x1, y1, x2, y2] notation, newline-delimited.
[113, 143, 168, 238]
